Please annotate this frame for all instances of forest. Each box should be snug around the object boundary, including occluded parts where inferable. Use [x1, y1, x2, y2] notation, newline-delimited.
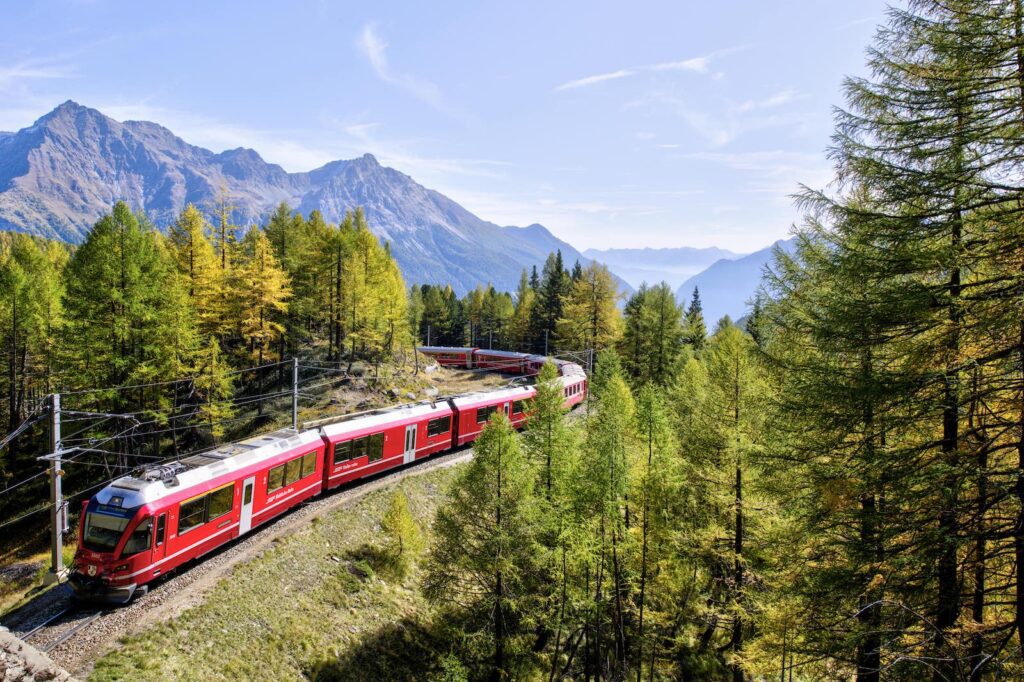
[2, 1, 1024, 680]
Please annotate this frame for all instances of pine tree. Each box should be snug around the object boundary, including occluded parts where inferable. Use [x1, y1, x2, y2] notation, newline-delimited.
[168, 204, 225, 339]
[234, 227, 290, 367]
[685, 287, 707, 350]
[424, 413, 542, 679]
[192, 338, 235, 440]
[510, 270, 535, 352]
[556, 262, 621, 354]
[619, 282, 685, 386]
[381, 488, 424, 577]
[62, 202, 196, 403]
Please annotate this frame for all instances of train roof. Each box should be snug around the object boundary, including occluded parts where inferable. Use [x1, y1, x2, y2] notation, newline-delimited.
[418, 346, 475, 353]
[95, 428, 323, 508]
[450, 384, 535, 408]
[473, 349, 527, 358]
[320, 400, 452, 438]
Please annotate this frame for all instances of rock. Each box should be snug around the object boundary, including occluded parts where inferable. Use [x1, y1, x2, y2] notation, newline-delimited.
[423, 386, 439, 397]
[424, 363, 440, 374]
[389, 387, 401, 397]
[0, 627, 76, 681]
[405, 392, 416, 400]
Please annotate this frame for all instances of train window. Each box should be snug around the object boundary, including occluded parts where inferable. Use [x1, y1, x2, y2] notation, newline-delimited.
[179, 496, 206, 535]
[121, 518, 152, 557]
[82, 511, 130, 553]
[301, 451, 317, 478]
[285, 457, 302, 485]
[156, 515, 166, 547]
[268, 464, 285, 492]
[476, 405, 497, 424]
[427, 415, 451, 437]
[352, 437, 369, 460]
[512, 400, 525, 415]
[207, 485, 234, 521]
[368, 433, 385, 462]
[333, 440, 351, 463]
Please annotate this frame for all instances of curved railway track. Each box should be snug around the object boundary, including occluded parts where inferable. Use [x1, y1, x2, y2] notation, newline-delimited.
[3, 446, 477, 675]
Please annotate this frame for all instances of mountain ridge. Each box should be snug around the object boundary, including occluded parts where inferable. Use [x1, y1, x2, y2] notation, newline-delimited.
[584, 244, 743, 290]
[676, 238, 796, 324]
[0, 101, 614, 295]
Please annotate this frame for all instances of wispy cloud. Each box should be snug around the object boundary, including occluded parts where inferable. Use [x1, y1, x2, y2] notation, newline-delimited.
[356, 23, 469, 123]
[555, 69, 636, 91]
[554, 51, 727, 92]
[736, 89, 804, 112]
[0, 59, 73, 90]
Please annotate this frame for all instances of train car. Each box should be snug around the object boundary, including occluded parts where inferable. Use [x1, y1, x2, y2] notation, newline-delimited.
[418, 346, 476, 368]
[471, 349, 528, 374]
[560, 371, 588, 409]
[320, 401, 454, 488]
[70, 429, 324, 604]
[69, 345, 589, 605]
[450, 385, 536, 446]
[524, 354, 548, 376]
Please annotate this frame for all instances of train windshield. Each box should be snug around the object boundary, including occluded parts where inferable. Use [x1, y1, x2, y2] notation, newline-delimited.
[82, 511, 131, 552]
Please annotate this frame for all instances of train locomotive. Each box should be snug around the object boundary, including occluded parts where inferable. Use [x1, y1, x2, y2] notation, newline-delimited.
[70, 347, 587, 604]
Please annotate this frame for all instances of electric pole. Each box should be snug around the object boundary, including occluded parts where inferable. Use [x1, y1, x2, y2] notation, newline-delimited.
[292, 357, 299, 431]
[44, 393, 67, 584]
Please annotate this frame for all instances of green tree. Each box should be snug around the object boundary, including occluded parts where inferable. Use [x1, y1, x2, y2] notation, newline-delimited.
[381, 488, 424, 576]
[685, 287, 706, 350]
[62, 202, 195, 402]
[619, 282, 686, 386]
[424, 413, 542, 679]
[556, 262, 621, 353]
[168, 204, 226, 339]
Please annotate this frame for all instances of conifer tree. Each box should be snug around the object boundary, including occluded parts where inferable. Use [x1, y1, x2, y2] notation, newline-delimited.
[62, 202, 196, 402]
[685, 287, 706, 350]
[424, 413, 542, 679]
[234, 227, 290, 367]
[168, 204, 225, 339]
[556, 262, 621, 353]
[510, 270, 535, 351]
[381, 488, 424, 577]
[619, 282, 685, 386]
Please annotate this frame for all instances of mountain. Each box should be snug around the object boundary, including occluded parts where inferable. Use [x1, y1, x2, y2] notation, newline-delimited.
[0, 101, 616, 295]
[584, 245, 741, 290]
[676, 238, 796, 325]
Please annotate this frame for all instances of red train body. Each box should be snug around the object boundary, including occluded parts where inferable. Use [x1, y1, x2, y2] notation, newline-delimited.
[70, 347, 587, 604]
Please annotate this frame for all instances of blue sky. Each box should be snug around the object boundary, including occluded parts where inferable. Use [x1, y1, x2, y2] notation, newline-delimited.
[0, 0, 886, 252]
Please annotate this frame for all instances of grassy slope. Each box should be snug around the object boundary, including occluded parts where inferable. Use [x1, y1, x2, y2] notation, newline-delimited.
[90, 464, 463, 682]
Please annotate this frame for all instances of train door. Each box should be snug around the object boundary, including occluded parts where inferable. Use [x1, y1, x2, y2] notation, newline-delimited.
[404, 425, 417, 464]
[152, 513, 167, 569]
[503, 402, 510, 419]
[239, 476, 256, 534]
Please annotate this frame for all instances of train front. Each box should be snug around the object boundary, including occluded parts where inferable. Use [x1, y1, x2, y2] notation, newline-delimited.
[70, 484, 158, 604]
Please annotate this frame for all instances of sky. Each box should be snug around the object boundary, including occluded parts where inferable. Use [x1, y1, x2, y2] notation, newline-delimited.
[0, 0, 887, 253]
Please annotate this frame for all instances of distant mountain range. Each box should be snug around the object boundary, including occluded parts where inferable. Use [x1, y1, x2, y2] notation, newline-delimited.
[583, 245, 741, 290]
[676, 238, 796, 325]
[0, 101, 613, 294]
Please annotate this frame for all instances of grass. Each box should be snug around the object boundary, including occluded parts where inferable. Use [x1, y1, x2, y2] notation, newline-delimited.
[89, 463, 465, 682]
[0, 534, 76, 617]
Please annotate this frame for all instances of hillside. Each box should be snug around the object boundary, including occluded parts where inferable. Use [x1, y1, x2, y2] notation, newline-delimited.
[676, 238, 796, 324]
[0, 101, 610, 294]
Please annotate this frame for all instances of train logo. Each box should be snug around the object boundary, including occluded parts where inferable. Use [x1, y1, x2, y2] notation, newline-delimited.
[87, 564, 97, 577]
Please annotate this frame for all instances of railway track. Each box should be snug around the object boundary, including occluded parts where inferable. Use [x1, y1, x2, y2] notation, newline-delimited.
[3, 446, 478, 674]
[21, 606, 105, 654]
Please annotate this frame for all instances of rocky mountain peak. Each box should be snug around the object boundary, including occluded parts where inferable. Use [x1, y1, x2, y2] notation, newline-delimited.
[0, 101, 612, 295]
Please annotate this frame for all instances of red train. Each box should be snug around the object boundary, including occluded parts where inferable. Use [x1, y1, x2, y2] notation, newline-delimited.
[70, 347, 586, 603]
